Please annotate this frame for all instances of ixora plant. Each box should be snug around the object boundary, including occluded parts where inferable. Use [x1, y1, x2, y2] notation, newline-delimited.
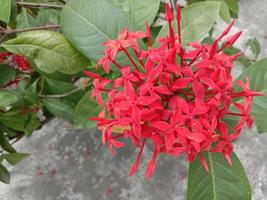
[0, 0, 267, 199]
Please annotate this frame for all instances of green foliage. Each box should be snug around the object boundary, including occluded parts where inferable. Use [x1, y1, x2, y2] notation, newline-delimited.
[0, 0, 264, 196]
[0, 132, 16, 153]
[156, 1, 221, 45]
[236, 59, 267, 133]
[246, 38, 261, 60]
[2, 31, 90, 74]
[0, 0, 11, 23]
[0, 164, 10, 184]
[74, 91, 102, 129]
[16, 8, 37, 29]
[3, 153, 30, 165]
[60, 0, 132, 61]
[187, 152, 251, 200]
[0, 90, 18, 107]
[112, 0, 161, 30]
[190, 0, 239, 19]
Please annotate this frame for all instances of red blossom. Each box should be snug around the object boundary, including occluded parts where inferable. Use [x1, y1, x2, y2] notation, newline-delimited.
[84, 4, 262, 178]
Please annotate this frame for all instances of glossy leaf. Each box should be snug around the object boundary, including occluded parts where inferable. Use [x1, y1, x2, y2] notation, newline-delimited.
[156, 1, 221, 45]
[0, 64, 16, 85]
[236, 59, 267, 133]
[16, 8, 37, 29]
[246, 38, 261, 60]
[213, 0, 231, 22]
[224, 0, 239, 15]
[0, 164, 10, 184]
[4, 153, 30, 165]
[0, 90, 18, 107]
[0, 0, 11, 23]
[2, 31, 90, 74]
[42, 98, 76, 123]
[0, 132, 16, 153]
[186, 152, 251, 200]
[0, 111, 40, 133]
[112, 0, 161, 30]
[37, 9, 60, 25]
[60, 0, 131, 61]
[74, 90, 102, 129]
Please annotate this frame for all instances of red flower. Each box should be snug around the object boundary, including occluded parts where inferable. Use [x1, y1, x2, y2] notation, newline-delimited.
[84, 3, 262, 178]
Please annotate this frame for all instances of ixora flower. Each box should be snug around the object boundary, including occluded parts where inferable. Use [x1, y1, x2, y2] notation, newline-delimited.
[0, 51, 32, 88]
[84, 4, 262, 178]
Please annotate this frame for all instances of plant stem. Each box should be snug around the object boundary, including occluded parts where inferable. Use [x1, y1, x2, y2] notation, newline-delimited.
[0, 24, 61, 35]
[39, 82, 92, 98]
[17, 2, 64, 9]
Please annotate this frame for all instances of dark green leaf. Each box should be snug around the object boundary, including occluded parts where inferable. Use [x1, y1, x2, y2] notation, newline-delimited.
[210, 0, 231, 22]
[16, 8, 37, 29]
[74, 91, 102, 129]
[0, 64, 16, 85]
[0, 164, 10, 184]
[60, 0, 132, 61]
[0, 132, 16, 153]
[4, 153, 30, 165]
[246, 38, 260, 60]
[112, 0, 161, 30]
[235, 58, 267, 133]
[0, 110, 38, 133]
[0, 90, 18, 107]
[0, 0, 11, 23]
[224, 0, 239, 15]
[37, 9, 60, 25]
[2, 31, 90, 74]
[156, 1, 221, 46]
[186, 152, 251, 200]
[42, 98, 75, 122]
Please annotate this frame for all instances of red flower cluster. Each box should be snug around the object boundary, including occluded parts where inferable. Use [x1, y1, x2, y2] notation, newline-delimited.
[0, 51, 32, 87]
[0, 51, 31, 71]
[84, 4, 262, 178]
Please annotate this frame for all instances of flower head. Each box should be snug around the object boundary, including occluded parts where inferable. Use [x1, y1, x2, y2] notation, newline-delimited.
[84, 4, 262, 178]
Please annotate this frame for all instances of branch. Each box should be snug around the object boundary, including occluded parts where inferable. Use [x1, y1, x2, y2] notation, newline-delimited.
[0, 24, 61, 35]
[39, 82, 92, 98]
[17, 2, 64, 9]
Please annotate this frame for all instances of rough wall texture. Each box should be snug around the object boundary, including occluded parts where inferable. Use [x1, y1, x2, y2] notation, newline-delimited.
[0, 0, 267, 199]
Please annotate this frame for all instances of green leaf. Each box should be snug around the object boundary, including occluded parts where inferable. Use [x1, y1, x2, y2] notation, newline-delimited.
[0, 0, 11, 23]
[156, 1, 221, 46]
[186, 152, 251, 200]
[0, 164, 10, 184]
[60, 0, 132, 61]
[0, 110, 39, 133]
[42, 98, 76, 122]
[4, 153, 29, 165]
[224, 0, 239, 15]
[2, 31, 90, 74]
[0, 132, 16, 153]
[24, 113, 41, 136]
[210, 0, 231, 22]
[112, 0, 161, 30]
[16, 8, 37, 29]
[223, 46, 253, 68]
[43, 78, 77, 94]
[74, 91, 102, 129]
[0, 64, 16, 85]
[236, 59, 267, 133]
[246, 38, 261, 60]
[0, 90, 18, 107]
[37, 9, 60, 25]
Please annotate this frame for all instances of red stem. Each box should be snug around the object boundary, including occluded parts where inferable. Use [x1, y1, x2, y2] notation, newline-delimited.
[121, 47, 140, 71]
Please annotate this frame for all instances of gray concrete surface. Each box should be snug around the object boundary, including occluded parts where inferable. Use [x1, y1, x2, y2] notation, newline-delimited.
[1, 0, 267, 199]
